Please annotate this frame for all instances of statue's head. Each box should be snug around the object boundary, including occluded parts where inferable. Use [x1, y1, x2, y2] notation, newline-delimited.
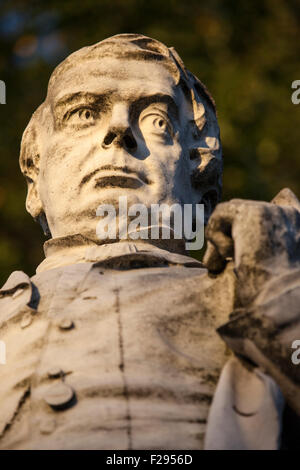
[19, 34, 222, 242]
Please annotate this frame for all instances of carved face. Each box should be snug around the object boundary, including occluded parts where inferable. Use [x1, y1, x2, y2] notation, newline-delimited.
[36, 57, 195, 240]
[20, 35, 222, 242]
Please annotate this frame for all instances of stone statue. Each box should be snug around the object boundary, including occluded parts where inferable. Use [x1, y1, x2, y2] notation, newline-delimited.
[0, 34, 299, 450]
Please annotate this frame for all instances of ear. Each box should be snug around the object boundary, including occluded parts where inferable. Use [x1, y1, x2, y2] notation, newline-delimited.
[19, 116, 43, 218]
[19, 110, 51, 236]
[25, 175, 43, 218]
[185, 74, 223, 222]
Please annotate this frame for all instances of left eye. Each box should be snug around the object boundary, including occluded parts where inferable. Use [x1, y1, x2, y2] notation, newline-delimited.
[141, 114, 170, 134]
[152, 117, 168, 131]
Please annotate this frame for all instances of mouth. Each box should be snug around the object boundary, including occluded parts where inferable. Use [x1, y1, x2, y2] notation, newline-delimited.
[94, 171, 146, 189]
[80, 165, 150, 190]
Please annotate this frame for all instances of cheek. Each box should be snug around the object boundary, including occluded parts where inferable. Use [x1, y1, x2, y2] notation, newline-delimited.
[41, 134, 97, 182]
[144, 140, 191, 201]
[146, 138, 186, 174]
[43, 127, 102, 163]
[38, 143, 81, 207]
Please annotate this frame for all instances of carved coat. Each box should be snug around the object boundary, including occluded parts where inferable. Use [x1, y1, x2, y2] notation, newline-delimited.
[1, 236, 296, 450]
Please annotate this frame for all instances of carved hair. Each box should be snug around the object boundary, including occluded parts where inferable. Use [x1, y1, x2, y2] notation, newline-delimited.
[20, 34, 222, 235]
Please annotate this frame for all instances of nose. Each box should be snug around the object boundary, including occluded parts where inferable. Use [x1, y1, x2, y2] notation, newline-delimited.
[101, 104, 137, 152]
[102, 127, 137, 151]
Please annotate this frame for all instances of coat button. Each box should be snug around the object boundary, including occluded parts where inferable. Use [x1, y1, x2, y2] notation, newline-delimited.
[47, 367, 63, 379]
[20, 312, 33, 329]
[44, 383, 75, 411]
[39, 417, 56, 435]
[58, 319, 74, 330]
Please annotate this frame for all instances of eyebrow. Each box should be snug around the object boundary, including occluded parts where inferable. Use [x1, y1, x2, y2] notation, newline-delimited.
[130, 93, 179, 121]
[54, 92, 106, 112]
[54, 91, 179, 120]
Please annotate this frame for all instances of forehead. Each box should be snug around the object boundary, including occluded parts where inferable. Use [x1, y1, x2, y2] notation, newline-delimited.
[48, 57, 181, 105]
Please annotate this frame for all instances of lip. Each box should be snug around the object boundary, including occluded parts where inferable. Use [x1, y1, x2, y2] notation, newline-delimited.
[94, 171, 146, 189]
[80, 165, 150, 190]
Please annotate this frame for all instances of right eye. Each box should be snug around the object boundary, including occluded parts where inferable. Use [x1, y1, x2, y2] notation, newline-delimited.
[66, 107, 97, 126]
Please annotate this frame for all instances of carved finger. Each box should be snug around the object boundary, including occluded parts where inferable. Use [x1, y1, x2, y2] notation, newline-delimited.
[203, 240, 227, 274]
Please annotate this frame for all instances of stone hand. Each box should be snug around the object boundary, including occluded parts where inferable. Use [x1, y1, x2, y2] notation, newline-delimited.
[203, 188, 300, 414]
[203, 188, 300, 307]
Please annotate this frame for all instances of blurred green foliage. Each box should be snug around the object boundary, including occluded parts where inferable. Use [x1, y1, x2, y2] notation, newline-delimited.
[0, 0, 299, 284]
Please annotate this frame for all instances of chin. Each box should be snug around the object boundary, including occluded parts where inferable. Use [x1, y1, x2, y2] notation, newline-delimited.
[86, 189, 149, 209]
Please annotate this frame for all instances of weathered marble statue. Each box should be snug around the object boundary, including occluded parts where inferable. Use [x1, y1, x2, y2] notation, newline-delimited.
[0, 34, 299, 450]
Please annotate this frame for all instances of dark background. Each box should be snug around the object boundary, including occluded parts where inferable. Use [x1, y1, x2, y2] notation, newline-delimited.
[0, 0, 299, 285]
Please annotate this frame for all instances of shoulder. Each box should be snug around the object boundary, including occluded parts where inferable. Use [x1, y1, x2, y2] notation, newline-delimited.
[0, 271, 38, 324]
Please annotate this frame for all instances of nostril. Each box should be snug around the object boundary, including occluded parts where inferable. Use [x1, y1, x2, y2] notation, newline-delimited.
[123, 134, 137, 150]
[103, 132, 117, 147]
